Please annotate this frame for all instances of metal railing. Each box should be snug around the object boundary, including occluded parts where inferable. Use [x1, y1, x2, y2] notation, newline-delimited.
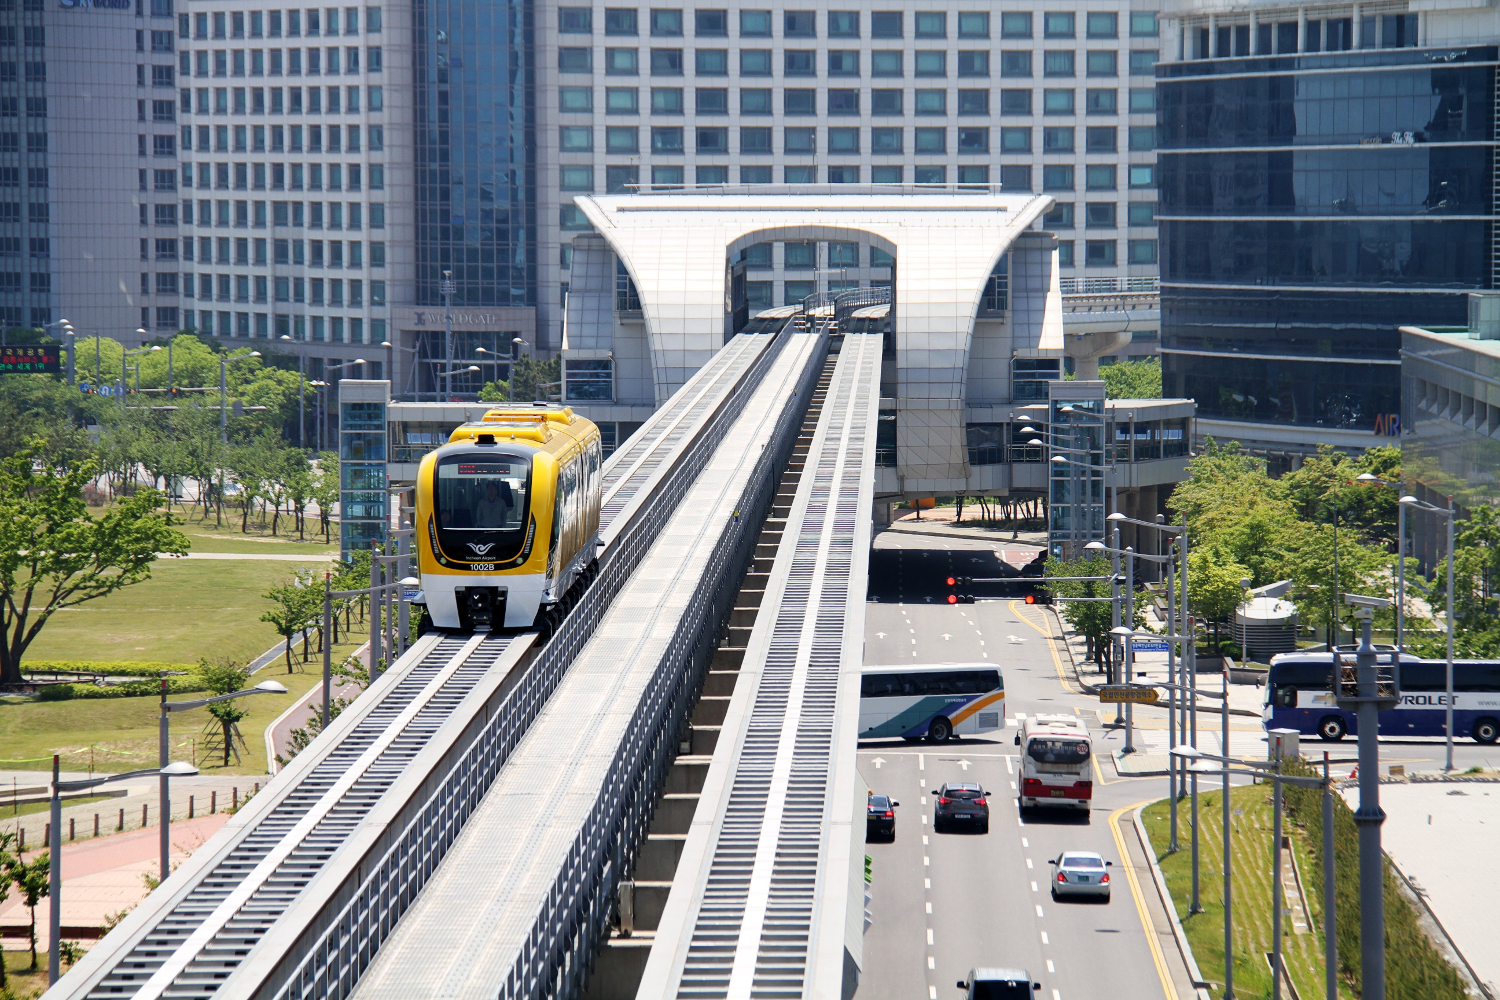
[1060, 276, 1160, 296]
[269, 329, 801, 1000]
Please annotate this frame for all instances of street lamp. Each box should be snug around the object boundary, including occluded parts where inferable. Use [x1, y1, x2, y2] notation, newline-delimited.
[1399, 494, 1457, 770]
[279, 335, 307, 448]
[122, 344, 161, 411]
[46, 756, 198, 984]
[1089, 541, 1172, 754]
[1170, 745, 1349, 1000]
[217, 350, 262, 526]
[44, 319, 74, 386]
[510, 338, 530, 403]
[157, 679, 285, 880]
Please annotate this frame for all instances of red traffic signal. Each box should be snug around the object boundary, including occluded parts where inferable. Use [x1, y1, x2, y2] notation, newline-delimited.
[946, 576, 957, 586]
[1025, 594, 1037, 605]
[947, 594, 958, 604]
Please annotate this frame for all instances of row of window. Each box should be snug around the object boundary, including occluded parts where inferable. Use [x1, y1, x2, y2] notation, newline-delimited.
[179, 163, 382, 192]
[153, 234, 385, 265]
[1043, 201, 1157, 227]
[559, 123, 1154, 154]
[0, 62, 45, 83]
[159, 199, 387, 228]
[560, 47, 1159, 77]
[155, 272, 385, 306]
[181, 84, 383, 115]
[0, 97, 45, 119]
[560, 82, 1156, 116]
[738, 241, 891, 268]
[0, 270, 47, 293]
[0, 201, 45, 223]
[1188, 14, 1419, 59]
[556, 160, 1156, 194]
[183, 8, 382, 40]
[180, 45, 382, 76]
[0, 27, 44, 46]
[0, 236, 48, 257]
[180, 123, 384, 153]
[0, 133, 47, 154]
[560, 9, 1159, 41]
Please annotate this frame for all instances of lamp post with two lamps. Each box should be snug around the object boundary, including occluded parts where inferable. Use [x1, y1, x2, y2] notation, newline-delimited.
[157, 678, 285, 882]
[122, 343, 161, 410]
[46, 757, 199, 985]
[1087, 540, 1175, 754]
[1398, 493, 1458, 770]
[42, 319, 74, 385]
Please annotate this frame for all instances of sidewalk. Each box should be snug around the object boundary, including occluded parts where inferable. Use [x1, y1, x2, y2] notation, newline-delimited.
[0, 772, 263, 857]
[0, 812, 231, 946]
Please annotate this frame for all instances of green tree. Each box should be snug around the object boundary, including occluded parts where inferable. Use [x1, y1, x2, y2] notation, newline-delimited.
[197, 658, 252, 767]
[0, 450, 189, 685]
[1045, 554, 1144, 662]
[3, 847, 49, 970]
[478, 380, 510, 403]
[260, 573, 321, 672]
[0, 830, 11, 989]
[1189, 547, 1254, 650]
[508, 355, 562, 403]
[1281, 445, 1399, 549]
[1278, 522, 1392, 645]
[1099, 359, 1162, 400]
[0, 374, 100, 467]
[283, 449, 314, 540]
[312, 451, 340, 543]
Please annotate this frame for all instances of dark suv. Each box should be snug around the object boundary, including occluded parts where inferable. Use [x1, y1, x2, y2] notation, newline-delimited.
[934, 782, 990, 833]
[866, 793, 898, 840]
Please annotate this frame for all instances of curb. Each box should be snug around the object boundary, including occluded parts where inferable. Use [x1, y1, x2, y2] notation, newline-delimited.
[1133, 803, 1213, 1000]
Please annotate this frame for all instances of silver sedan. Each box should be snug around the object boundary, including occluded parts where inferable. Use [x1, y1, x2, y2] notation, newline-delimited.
[1048, 851, 1113, 900]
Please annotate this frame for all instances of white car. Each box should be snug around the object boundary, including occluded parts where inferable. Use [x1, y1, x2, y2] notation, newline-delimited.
[1048, 851, 1112, 900]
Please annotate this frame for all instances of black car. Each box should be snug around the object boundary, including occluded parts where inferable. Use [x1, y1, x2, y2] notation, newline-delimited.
[934, 782, 990, 833]
[867, 793, 899, 840]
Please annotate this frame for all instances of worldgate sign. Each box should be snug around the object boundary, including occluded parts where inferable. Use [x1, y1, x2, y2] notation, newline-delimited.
[0, 346, 59, 373]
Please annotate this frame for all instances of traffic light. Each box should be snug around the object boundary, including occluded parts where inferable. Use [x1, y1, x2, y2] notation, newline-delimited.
[945, 576, 974, 604]
[1025, 590, 1052, 606]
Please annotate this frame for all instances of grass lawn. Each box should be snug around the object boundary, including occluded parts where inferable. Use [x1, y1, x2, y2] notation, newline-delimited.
[1, 795, 113, 822]
[162, 503, 339, 555]
[3, 948, 50, 997]
[1142, 784, 1352, 1000]
[0, 637, 364, 775]
[22, 558, 335, 668]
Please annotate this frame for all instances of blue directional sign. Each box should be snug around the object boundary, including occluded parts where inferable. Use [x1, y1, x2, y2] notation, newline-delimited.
[1131, 641, 1170, 652]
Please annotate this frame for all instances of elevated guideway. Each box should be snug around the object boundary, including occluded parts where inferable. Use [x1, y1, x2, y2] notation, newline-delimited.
[43, 330, 795, 1000]
[638, 333, 882, 1000]
[343, 328, 828, 1000]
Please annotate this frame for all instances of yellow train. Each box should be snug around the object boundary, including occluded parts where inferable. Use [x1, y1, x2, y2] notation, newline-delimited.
[413, 404, 603, 632]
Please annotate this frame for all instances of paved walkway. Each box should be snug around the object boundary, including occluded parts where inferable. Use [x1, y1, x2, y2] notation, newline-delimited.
[0, 812, 231, 947]
[170, 552, 337, 562]
[1341, 782, 1500, 997]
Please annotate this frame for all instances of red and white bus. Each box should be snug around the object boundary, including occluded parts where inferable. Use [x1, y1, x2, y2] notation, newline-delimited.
[1016, 715, 1093, 813]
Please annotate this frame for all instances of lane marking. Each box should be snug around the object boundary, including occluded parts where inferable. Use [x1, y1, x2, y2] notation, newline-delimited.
[1047, 960, 1055, 973]
[929, 988, 937, 1000]
[1108, 802, 1180, 1000]
[1005, 755, 1014, 774]
[1010, 781, 1017, 791]
[924, 856, 930, 866]
[1031, 881, 1038, 892]
[919, 753, 926, 771]
[1053, 991, 1062, 1000]
[925, 901, 932, 914]
[1035, 904, 1044, 917]
[923, 835, 929, 845]
[919, 779, 926, 788]
[922, 815, 928, 825]
[927, 928, 935, 946]
[1026, 858, 1033, 869]
[1022, 837, 1029, 848]
[1041, 932, 1049, 945]
[929, 956, 936, 970]
[925, 878, 931, 889]
[1009, 599, 1079, 694]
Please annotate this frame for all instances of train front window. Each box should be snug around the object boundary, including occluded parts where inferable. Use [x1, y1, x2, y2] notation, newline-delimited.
[434, 454, 532, 559]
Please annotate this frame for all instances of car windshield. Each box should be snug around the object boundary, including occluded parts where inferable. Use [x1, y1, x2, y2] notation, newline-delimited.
[972, 981, 1032, 1000]
[869, 796, 889, 809]
[1062, 856, 1103, 868]
[1027, 738, 1089, 763]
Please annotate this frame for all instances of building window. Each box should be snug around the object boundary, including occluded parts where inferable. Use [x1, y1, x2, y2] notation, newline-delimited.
[1000, 165, 1031, 191]
[605, 8, 638, 35]
[696, 48, 728, 74]
[958, 126, 988, 152]
[784, 11, 816, 37]
[1087, 51, 1117, 76]
[1086, 164, 1117, 190]
[828, 89, 859, 115]
[696, 87, 728, 114]
[915, 126, 945, 153]
[560, 125, 593, 150]
[1087, 12, 1118, 38]
[740, 88, 772, 114]
[606, 48, 639, 74]
[560, 7, 591, 32]
[738, 9, 771, 36]
[828, 11, 859, 37]
[1086, 126, 1116, 151]
[828, 50, 859, 76]
[1044, 89, 1075, 114]
[651, 87, 682, 113]
[1129, 87, 1154, 113]
[741, 165, 772, 183]
[1085, 202, 1116, 227]
[559, 48, 591, 73]
[739, 49, 771, 75]
[1001, 52, 1032, 77]
[651, 164, 683, 188]
[1043, 126, 1073, 152]
[739, 126, 771, 153]
[957, 90, 989, 115]
[828, 126, 859, 153]
[871, 11, 902, 38]
[1045, 12, 1075, 37]
[915, 11, 945, 37]
[784, 49, 814, 76]
[914, 89, 946, 115]
[607, 88, 640, 114]
[1128, 239, 1157, 263]
[1128, 125, 1154, 150]
[1045, 202, 1074, 227]
[651, 48, 683, 74]
[1128, 50, 1157, 75]
[1044, 51, 1075, 76]
[560, 165, 594, 191]
[1085, 239, 1116, 266]
[606, 165, 638, 192]
[606, 125, 638, 152]
[1000, 126, 1031, 152]
[914, 165, 945, 185]
[784, 89, 815, 115]
[872, 50, 902, 76]
[957, 51, 989, 77]
[1043, 164, 1074, 190]
[1128, 164, 1153, 188]
[871, 89, 903, 115]
[784, 126, 815, 154]
[696, 126, 728, 153]
[915, 50, 946, 77]
[695, 9, 728, 36]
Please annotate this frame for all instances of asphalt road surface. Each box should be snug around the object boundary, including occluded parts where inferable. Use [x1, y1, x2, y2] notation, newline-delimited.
[855, 529, 1500, 1000]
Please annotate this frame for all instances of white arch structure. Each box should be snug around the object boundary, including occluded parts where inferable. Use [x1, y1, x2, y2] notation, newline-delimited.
[574, 189, 1059, 487]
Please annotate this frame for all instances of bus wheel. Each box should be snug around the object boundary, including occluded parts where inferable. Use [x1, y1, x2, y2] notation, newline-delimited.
[1317, 716, 1347, 742]
[927, 718, 953, 744]
[1474, 717, 1500, 744]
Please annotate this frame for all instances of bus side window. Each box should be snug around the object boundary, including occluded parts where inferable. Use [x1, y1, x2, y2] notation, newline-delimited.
[1274, 686, 1297, 709]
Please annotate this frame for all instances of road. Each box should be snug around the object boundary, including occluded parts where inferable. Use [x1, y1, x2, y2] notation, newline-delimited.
[858, 530, 1179, 1000]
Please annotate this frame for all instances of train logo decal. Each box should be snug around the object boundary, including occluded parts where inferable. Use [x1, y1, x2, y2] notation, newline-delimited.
[467, 542, 497, 556]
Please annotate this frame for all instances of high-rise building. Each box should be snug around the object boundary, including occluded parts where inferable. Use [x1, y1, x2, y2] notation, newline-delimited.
[1156, 0, 1495, 466]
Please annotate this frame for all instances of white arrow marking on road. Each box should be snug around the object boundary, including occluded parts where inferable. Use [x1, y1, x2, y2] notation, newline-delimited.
[1008, 635, 1026, 644]
[924, 596, 933, 603]
[875, 632, 887, 638]
[942, 633, 952, 640]
[872, 757, 886, 769]
[958, 759, 972, 771]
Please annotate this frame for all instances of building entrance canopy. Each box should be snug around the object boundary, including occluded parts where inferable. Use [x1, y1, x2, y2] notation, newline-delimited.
[573, 188, 1059, 485]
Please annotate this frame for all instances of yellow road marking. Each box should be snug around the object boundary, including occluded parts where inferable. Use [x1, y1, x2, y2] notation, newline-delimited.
[1109, 802, 1179, 1000]
[1008, 600, 1079, 695]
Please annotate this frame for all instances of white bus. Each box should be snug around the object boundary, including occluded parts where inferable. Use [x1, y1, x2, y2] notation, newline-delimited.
[859, 663, 1005, 744]
[1016, 715, 1092, 812]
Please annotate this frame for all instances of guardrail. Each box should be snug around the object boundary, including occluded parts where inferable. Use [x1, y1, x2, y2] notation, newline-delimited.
[1060, 276, 1160, 296]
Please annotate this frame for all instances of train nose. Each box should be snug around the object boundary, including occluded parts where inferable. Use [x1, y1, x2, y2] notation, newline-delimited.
[459, 587, 506, 631]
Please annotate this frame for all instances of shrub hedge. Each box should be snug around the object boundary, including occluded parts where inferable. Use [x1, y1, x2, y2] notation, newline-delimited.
[25, 660, 197, 678]
[36, 676, 212, 701]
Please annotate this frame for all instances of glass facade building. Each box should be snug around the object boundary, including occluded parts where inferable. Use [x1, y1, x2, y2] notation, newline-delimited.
[1156, 29, 1495, 438]
[413, 0, 537, 311]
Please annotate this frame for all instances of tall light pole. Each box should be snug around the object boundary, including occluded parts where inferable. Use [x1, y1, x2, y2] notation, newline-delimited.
[44, 319, 74, 385]
[380, 339, 420, 401]
[158, 680, 284, 879]
[218, 350, 262, 526]
[1400, 494, 1458, 770]
[48, 758, 199, 984]
[440, 269, 455, 401]
[279, 335, 306, 448]
[510, 337, 528, 402]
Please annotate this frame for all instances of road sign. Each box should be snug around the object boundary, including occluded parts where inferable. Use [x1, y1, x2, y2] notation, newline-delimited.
[0, 345, 59, 374]
[1131, 641, 1170, 652]
[1099, 684, 1160, 705]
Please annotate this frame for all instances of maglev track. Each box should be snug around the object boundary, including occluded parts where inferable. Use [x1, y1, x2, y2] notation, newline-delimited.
[56, 331, 787, 1000]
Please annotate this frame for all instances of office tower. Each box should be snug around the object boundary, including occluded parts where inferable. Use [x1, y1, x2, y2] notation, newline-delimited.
[1157, 0, 1494, 464]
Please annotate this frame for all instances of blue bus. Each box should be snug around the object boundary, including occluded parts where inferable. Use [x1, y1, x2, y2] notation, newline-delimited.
[1264, 652, 1500, 743]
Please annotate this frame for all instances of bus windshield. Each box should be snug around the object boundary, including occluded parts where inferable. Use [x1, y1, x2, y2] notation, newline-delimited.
[1027, 739, 1089, 764]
